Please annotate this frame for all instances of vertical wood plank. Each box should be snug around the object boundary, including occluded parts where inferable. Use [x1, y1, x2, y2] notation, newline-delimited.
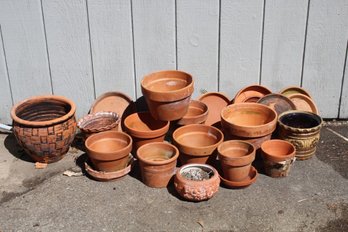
[0, 0, 52, 103]
[339, 43, 348, 118]
[261, 0, 308, 92]
[87, 0, 135, 99]
[42, 0, 95, 117]
[0, 27, 13, 123]
[219, 0, 264, 98]
[302, 0, 348, 118]
[132, 0, 176, 97]
[177, 0, 219, 97]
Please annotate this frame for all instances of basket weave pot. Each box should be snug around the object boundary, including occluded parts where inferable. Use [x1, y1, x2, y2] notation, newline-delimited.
[11, 95, 77, 163]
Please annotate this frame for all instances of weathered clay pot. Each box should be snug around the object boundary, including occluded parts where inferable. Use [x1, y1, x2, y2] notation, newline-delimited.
[278, 110, 323, 160]
[221, 103, 277, 138]
[11, 95, 77, 163]
[217, 140, 255, 182]
[261, 139, 296, 177]
[172, 124, 224, 164]
[123, 112, 169, 154]
[141, 70, 194, 121]
[137, 142, 179, 188]
[174, 163, 220, 201]
[177, 100, 208, 126]
[85, 131, 132, 172]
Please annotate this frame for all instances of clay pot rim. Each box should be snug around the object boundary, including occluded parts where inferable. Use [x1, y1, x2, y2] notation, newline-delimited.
[124, 111, 170, 138]
[173, 124, 224, 151]
[221, 103, 277, 129]
[177, 100, 209, 125]
[287, 93, 319, 114]
[85, 131, 132, 156]
[217, 140, 255, 164]
[278, 110, 323, 132]
[176, 163, 219, 184]
[137, 142, 179, 166]
[279, 86, 312, 98]
[77, 111, 120, 133]
[233, 84, 272, 103]
[219, 166, 258, 188]
[261, 139, 296, 162]
[11, 95, 76, 127]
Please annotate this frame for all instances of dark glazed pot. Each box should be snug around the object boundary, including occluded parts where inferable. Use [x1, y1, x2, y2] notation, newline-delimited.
[278, 110, 323, 160]
[11, 95, 77, 163]
[141, 70, 194, 121]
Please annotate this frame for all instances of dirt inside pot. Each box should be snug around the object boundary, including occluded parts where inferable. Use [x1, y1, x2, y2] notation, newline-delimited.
[181, 167, 214, 181]
[280, 112, 321, 128]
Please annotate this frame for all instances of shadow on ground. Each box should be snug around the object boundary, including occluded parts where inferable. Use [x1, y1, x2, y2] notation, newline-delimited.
[4, 134, 34, 163]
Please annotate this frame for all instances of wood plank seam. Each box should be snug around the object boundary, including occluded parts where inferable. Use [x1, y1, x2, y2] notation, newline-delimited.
[300, 0, 311, 87]
[0, 24, 13, 105]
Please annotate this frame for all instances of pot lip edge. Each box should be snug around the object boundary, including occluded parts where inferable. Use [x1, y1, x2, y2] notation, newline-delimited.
[137, 142, 179, 166]
[278, 110, 323, 131]
[176, 163, 219, 183]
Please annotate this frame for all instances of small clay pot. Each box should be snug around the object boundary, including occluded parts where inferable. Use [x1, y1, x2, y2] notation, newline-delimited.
[174, 163, 220, 201]
[172, 124, 224, 164]
[85, 131, 132, 172]
[217, 140, 255, 182]
[221, 103, 277, 138]
[141, 70, 194, 121]
[137, 142, 179, 188]
[233, 85, 272, 103]
[224, 133, 272, 150]
[261, 139, 296, 177]
[278, 110, 323, 160]
[177, 100, 208, 126]
[123, 112, 169, 154]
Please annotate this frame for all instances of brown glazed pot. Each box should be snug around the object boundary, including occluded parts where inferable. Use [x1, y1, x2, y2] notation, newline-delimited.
[11, 95, 77, 163]
[85, 131, 132, 172]
[261, 140, 296, 177]
[177, 100, 208, 126]
[174, 164, 220, 201]
[123, 112, 169, 154]
[172, 124, 224, 165]
[141, 70, 194, 121]
[137, 142, 179, 188]
[217, 141, 255, 182]
[278, 110, 323, 160]
[221, 103, 277, 138]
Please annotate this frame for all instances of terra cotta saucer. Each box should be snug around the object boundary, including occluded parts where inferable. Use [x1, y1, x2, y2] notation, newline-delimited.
[198, 92, 230, 126]
[288, 93, 318, 114]
[219, 166, 258, 188]
[233, 85, 272, 103]
[279, 86, 312, 98]
[257, 93, 296, 116]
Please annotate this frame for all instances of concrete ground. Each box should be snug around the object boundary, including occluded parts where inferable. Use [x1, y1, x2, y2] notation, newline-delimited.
[0, 121, 347, 232]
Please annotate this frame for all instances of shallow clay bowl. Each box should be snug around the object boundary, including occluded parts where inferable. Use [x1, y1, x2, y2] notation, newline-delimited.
[288, 94, 318, 114]
[177, 100, 208, 126]
[279, 86, 312, 98]
[221, 103, 277, 138]
[257, 93, 296, 116]
[234, 85, 272, 103]
[219, 166, 258, 188]
[198, 92, 230, 126]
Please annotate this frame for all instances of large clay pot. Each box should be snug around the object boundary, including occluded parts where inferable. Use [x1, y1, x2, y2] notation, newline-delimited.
[177, 100, 208, 126]
[172, 124, 224, 164]
[174, 163, 220, 201]
[11, 95, 77, 163]
[278, 110, 323, 160]
[217, 140, 255, 182]
[85, 131, 132, 172]
[141, 70, 194, 121]
[137, 142, 179, 188]
[123, 112, 169, 154]
[221, 103, 277, 138]
[261, 139, 296, 177]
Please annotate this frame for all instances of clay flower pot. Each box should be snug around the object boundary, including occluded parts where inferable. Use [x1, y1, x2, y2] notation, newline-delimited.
[137, 142, 179, 188]
[85, 131, 132, 172]
[221, 103, 277, 138]
[124, 112, 169, 154]
[217, 141, 255, 182]
[172, 124, 224, 164]
[77, 111, 120, 138]
[261, 140, 296, 177]
[177, 100, 208, 126]
[11, 95, 77, 163]
[174, 164, 220, 201]
[141, 70, 194, 121]
[278, 110, 323, 160]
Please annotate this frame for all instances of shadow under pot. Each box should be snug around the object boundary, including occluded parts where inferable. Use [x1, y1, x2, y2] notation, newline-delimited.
[137, 142, 179, 188]
[141, 70, 194, 121]
[11, 95, 77, 163]
[123, 111, 169, 155]
[172, 124, 224, 165]
[261, 139, 296, 177]
[277, 110, 323, 160]
[217, 140, 255, 182]
[85, 131, 132, 172]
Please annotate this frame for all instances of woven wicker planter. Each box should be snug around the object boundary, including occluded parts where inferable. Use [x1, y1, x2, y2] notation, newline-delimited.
[11, 95, 77, 163]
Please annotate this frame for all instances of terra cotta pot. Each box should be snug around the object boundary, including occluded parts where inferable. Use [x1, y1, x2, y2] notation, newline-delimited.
[177, 100, 208, 126]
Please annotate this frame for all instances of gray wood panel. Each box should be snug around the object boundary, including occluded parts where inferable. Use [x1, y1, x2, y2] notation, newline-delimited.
[87, 0, 135, 99]
[177, 0, 219, 98]
[302, 0, 348, 118]
[219, 0, 264, 99]
[339, 45, 348, 118]
[261, 0, 308, 92]
[42, 0, 95, 117]
[132, 0, 176, 97]
[0, 0, 52, 104]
